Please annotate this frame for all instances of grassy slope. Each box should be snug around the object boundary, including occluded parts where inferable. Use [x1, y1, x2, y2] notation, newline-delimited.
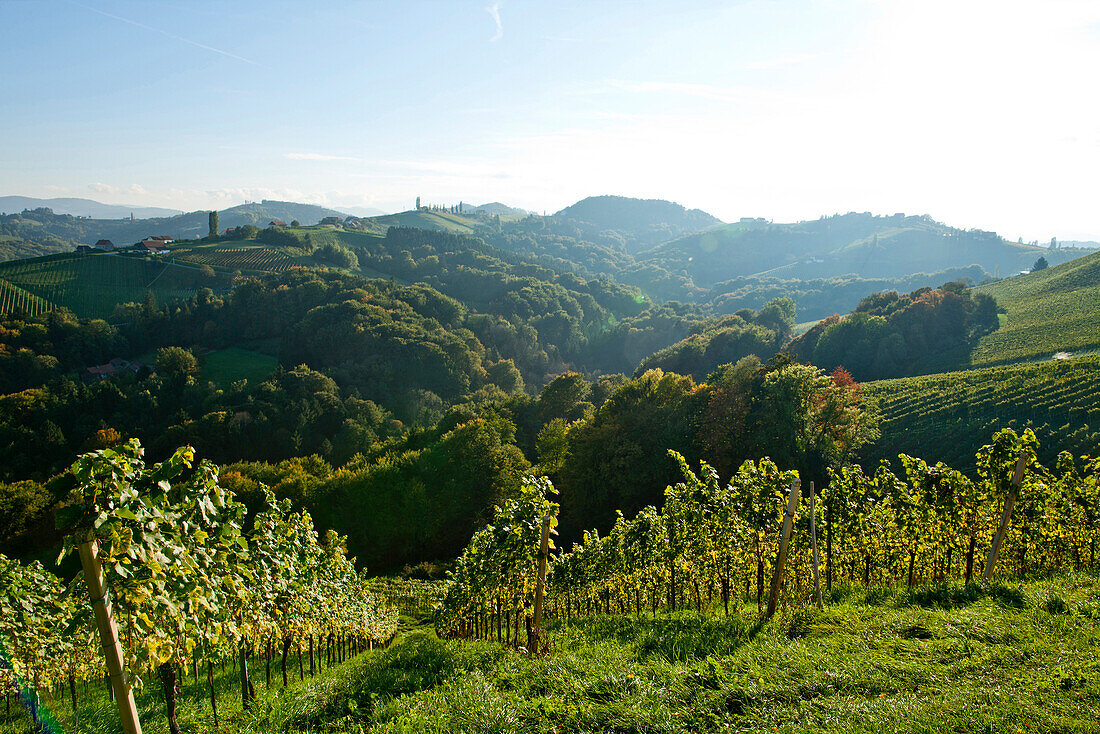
[862, 355, 1100, 469]
[972, 249, 1100, 366]
[201, 347, 279, 385]
[366, 210, 480, 234]
[14, 576, 1095, 734]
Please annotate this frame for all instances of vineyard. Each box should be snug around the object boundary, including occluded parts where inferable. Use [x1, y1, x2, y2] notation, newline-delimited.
[438, 428, 1098, 641]
[972, 248, 1100, 365]
[169, 246, 296, 274]
[0, 278, 54, 317]
[3, 428, 1100, 732]
[863, 355, 1100, 468]
[0, 253, 231, 319]
[0, 440, 398, 734]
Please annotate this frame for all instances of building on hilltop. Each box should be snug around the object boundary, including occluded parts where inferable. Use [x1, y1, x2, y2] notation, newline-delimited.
[269, 220, 288, 228]
[138, 239, 170, 254]
[94, 239, 115, 251]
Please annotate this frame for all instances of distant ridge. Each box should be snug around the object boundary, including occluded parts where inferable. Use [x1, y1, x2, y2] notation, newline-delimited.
[553, 195, 723, 253]
[340, 205, 390, 217]
[639, 212, 1085, 285]
[0, 195, 183, 219]
[472, 202, 531, 216]
[0, 200, 353, 252]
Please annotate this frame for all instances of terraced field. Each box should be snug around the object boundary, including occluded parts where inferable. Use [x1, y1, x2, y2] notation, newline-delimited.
[972, 248, 1100, 365]
[0, 252, 230, 319]
[169, 245, 297, 273]
[863, 355, 1100, 468]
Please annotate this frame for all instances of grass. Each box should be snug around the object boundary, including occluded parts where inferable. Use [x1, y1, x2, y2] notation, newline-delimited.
[201, 347, 279, 385]
[973, 249, 1100, 366]
[367, 210, 479, 234]
[10, 574, 1097, 733]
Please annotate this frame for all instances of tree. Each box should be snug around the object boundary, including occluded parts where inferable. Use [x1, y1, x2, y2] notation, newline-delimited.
[291, 220, 301, 228]
[200, 264, 216, 280]
[208, 211, 218, 238]
[1032, 256, 1049, 272]
[155, 346, 199, 383]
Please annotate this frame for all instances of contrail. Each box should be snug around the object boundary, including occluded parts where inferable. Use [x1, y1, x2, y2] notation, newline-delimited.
[486, 2, 502, 42]
[71, 1, 260, 66]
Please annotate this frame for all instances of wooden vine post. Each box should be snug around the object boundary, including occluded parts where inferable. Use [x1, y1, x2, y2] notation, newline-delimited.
[529, 515, 553, 654]
[766, 478, 801, 620]
[982, 453, 1028, 584]
[810, 481, 824, 609]
[77, 537, 143, 734]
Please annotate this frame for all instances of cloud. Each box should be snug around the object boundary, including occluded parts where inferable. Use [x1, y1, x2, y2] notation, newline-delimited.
[486, 2, 503, 41]
[70, 1, 259, 66]
[88, 182, 118, 195]
[284, 152, 361, 162]
[745, 52, 821, 70]
[606, 79, 770, 103]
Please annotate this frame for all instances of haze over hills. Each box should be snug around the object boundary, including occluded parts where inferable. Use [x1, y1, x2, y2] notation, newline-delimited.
[3, 193, 1096, 326]
[0, 195, 183, 219]
[0, 199, 352, 252]
[554, 195, 724, 253]
[639, 212, 1080, 286]
[338, 205, 390, 218]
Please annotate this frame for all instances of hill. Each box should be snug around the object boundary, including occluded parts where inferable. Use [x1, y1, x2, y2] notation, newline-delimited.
[0, 201, 352, 249]
[0, 251, 232, 319]
[971, 248, 1100, 365]
[862, 355, 1100, 469]
[0, 195, 182, 219]
[340, 205, 390, 217]
[365, 209, 480, 234]
[471, 201, 531, 216]
[554, 195, 723, 253]
[0, 233, 73, 262]
[640, 212, 1081, 287]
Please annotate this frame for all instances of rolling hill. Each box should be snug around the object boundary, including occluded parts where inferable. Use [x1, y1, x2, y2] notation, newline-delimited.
[863, 355, 1100, 470]
[0, 251, 232, 319]
[365, 209, 480, 234]
[0, 200, 352, 249]
[0, 195, 183, 219]
[970, 248, 1100, 366]
[640, 212, 1082, 286]
[554, 195, 723, 253]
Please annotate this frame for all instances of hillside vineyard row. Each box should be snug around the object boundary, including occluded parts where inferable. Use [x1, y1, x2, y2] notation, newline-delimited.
[437, 428, 1097, 642]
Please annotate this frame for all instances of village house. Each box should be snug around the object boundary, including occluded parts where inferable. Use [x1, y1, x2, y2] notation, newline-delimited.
[269, 220, 288, 228]
[137, 239, 171, 254]
[85, 357, 142, 380]
[94, 239, 114, 250]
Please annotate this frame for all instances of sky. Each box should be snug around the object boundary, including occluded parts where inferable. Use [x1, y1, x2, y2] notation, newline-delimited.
[1, 0, 1098, 240]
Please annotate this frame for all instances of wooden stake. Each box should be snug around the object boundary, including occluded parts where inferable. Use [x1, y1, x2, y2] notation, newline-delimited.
[529, 515, 553, 654]
[766, 478, 801, 620]
[983, 454, 1028, 583]
[810, 481, 824, 609]
[77, 539, 143, 734]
